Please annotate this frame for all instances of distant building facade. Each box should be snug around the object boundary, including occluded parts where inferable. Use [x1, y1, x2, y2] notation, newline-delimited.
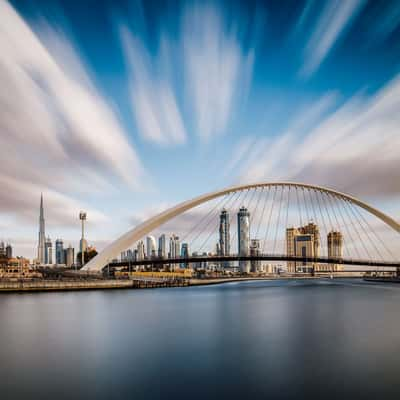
[45, 237, 52, 265]
[158, 234, 166, 258]
[55, 239, 65, 265]
[286, 222, 320, 273]
[327, 231, 344, 271]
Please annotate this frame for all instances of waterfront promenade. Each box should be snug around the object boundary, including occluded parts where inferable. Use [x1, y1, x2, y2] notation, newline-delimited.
[0, 273, 367, 292]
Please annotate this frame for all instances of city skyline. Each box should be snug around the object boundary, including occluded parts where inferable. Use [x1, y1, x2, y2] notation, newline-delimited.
[1, 0, 400, 259]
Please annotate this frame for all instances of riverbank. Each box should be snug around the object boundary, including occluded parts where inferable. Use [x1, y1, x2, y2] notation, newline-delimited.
[0, 273, 368, 292]
[0, 279, 134, 292]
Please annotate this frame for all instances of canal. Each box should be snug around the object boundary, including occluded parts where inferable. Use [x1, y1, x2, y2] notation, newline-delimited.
[0, 279, 399, 399]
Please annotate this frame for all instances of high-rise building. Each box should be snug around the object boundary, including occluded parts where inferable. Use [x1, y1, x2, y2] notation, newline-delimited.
[146, 236, 156, 259]
[65, 245, 74, 268]
[55, 239, 65, 264]
[137, 241, 145, 270]
[169, 234, 180, 271]
[219, 209, 230, 255]
[127, 249, 134, 261]
[45, 237, 52, 265]
[5, 243, 12, 259]
[219, 209, 230, 268]
[328, 231, 344, 271]
[238, 207, 250, 273]
[181, 243, 189, 269]
[158, 234, 166, 258]
[0, 241, 5, 257]
[37, 194, 46, 264]
[250, 239, 261, 272]
[286, 222, 320, 273]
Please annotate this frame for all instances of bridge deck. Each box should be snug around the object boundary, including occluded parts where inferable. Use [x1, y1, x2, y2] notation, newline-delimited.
[109, 254, 400, 269]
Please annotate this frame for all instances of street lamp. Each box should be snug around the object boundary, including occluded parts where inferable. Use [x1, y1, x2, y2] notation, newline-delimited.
[79, 211, 87, 267]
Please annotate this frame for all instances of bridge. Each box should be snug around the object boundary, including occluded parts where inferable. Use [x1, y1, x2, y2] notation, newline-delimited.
[82, 182, 400, 274]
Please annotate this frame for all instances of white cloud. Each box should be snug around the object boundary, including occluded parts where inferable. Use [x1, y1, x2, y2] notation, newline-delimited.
[0, 1, 147, 231]
[234, 75, 400, 200]
[183, 3, 255, 141]
[300, 0, 365, 78]
[120, 26, 187, 146]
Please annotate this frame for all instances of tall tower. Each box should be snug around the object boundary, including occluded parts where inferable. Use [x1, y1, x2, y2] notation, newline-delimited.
[79, 211, 87, 266]
[158, 234, 166, 258]
[219, 209, 230, 256]
[237, 207, 250, 273]
[146, 236, 156, 259]
[55, 239, 65, 264]
[37, 194, 46, 264]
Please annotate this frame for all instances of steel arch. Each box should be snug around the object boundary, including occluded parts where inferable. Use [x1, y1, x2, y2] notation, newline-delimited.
[82, 182, 400, 271]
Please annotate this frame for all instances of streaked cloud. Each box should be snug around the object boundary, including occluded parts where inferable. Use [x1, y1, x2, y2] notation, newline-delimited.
[234, 76, 400, 199]
[120, 27, 187, 146]
[300, 0, 365, 78]
[0, 1, 146, 228]
[183, 3, 255, 141]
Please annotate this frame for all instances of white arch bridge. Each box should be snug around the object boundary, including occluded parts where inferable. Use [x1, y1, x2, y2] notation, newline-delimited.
[82, 182, 400, 272]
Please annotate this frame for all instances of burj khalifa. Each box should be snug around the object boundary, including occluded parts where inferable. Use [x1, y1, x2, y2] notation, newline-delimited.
[37, 193, 45, 264]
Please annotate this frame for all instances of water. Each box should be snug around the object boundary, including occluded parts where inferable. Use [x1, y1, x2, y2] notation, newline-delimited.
[1, 279, 400, 399]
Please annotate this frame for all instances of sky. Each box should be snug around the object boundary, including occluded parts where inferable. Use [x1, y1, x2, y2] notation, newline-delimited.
[1, 0, 400, 259]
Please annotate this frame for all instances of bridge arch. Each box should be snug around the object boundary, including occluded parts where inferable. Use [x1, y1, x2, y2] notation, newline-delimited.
[82, 182, 400, 271]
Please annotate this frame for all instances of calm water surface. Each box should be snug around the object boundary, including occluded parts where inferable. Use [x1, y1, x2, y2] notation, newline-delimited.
[1, 279, 400, 399]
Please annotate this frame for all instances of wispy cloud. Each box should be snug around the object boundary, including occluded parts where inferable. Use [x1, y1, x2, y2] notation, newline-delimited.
[120, 26, 187, 146]
[0, 1, 146, 228]
[300, 0, 365, 78]
[233, 75, 400, 199]
[183, 3, 255, 141]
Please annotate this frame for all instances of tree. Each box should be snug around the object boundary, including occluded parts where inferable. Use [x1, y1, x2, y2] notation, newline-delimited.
[76, 249, 98, 266]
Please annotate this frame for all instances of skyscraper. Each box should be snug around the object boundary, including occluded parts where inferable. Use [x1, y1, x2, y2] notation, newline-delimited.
[55, 239, 65, 264]
[250, 239, 261, 272]
[45, 237, 52, 265]
[169, 234, 180, 271]
[158, 234, 166, 258]
[5, 243, 12, 259]
[219, 209, 230, 256]
[146, 236, 156, 259]
[237, 207, 250, 273]
[219, 209, 230, 268]
[328, 231, 344, 271]
[180, 243, 189, 269]
[37, 194, 46, 264]
[65, 245, 74, 268]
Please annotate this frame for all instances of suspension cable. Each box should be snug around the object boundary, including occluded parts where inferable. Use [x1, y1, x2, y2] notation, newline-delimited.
[273, 186, 284, 255]
[262, 185, 278, 253]
[190, 191, 237, 251]
[325, 193, 350, 259]
[255, 186, 271, 240]
[341, 197, 373, 261]
[283, 186, 291, 254]
[196, 190, 240, 253]
[181, 191, 233, 244]
[313, 189, 330, 256]
[347, 200, 385, 262]
[350, 201, 396, 260]
[334, 194, 362, 260]
[301, 187, 310, 223]
[249, 187, 264, 234]
[295, 186, 303, 227]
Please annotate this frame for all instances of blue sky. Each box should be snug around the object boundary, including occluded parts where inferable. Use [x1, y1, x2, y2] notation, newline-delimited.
[1, 0, 400, 259]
